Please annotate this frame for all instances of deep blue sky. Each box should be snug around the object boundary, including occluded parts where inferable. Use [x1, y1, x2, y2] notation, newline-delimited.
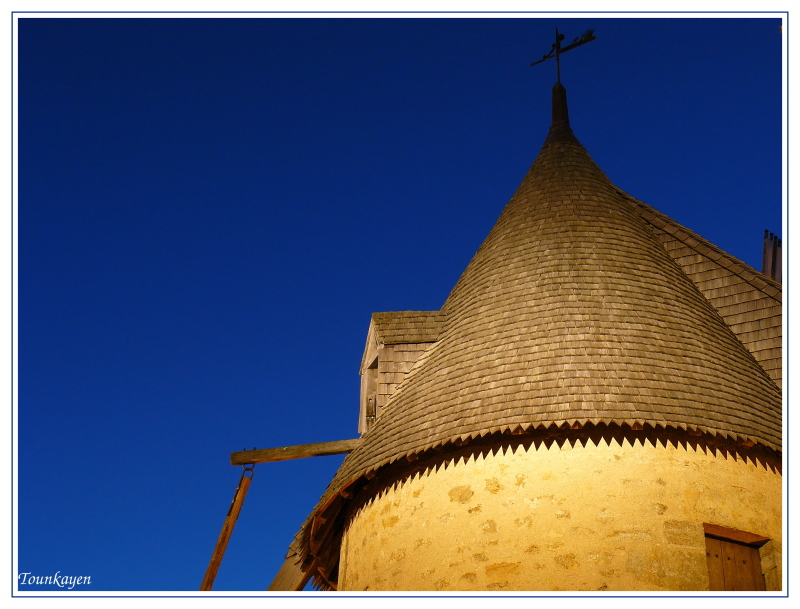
[16, 15, 783, 593]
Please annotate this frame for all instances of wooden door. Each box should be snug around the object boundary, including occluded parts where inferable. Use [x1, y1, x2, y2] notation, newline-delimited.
[705, 536, 766, 591]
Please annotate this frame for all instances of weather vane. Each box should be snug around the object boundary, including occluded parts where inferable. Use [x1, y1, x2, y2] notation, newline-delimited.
[531, 28, 596, 83]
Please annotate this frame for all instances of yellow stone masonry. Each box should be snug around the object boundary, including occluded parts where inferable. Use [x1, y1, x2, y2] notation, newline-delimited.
[339, 440, 781, 591]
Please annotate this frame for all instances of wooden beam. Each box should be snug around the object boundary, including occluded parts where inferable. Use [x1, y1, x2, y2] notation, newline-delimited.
[230, 438, 362, 466]
[267, 555, 314, 591]
[200, 472, 252, 591]
[703, 523, 771, 547]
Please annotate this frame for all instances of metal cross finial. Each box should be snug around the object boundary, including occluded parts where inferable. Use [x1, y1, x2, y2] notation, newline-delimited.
[531, 28, 596, 82]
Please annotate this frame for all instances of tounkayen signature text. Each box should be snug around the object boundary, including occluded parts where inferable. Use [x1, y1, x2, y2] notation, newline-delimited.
[18, 572, 91, 589]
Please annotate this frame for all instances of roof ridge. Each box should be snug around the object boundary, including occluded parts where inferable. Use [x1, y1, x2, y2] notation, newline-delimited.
[618, 188, 782, 302]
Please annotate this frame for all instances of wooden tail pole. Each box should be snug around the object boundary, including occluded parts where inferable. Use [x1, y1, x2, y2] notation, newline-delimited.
[200, 465, 254, 591]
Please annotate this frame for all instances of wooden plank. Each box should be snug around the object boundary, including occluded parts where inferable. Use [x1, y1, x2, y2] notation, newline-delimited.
[200, 473, 252, 591]
[705, 536, 726, 591]
[732, 542, 766, 591]
[718, 536, 739, 590]
[230, 438, 361, 466]
[267, 555, 313, 591]
[703, 523, 770, 546]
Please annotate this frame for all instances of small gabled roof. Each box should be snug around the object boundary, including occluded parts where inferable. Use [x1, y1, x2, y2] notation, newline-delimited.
[359, 311, 445, 375]
[371, 311, 446, 345]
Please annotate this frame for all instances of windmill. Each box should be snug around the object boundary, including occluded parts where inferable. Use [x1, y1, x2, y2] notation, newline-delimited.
[200, 28, 782, 592]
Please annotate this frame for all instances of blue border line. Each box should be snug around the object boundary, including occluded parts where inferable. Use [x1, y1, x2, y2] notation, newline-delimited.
[8, 10, 793, 14]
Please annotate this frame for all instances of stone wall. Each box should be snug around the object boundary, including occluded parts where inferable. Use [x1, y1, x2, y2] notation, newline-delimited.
[338, 439, 782, 591]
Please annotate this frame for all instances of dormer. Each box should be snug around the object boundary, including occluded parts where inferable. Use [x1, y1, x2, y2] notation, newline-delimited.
[358, 311, 445, 435]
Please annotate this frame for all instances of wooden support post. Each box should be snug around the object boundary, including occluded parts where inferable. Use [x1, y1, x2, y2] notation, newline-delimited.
[200, 437, 360, 590]
[268, 556, 315, 591]
[200, 469, 253, 591]
[230, 438, 361, 466]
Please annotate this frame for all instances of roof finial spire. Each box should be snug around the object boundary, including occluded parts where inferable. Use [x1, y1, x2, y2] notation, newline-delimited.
[531, 28, 596, 137]
[550, 80, 570, 134]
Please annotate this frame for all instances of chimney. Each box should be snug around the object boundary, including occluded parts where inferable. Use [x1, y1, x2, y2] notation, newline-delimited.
[762, 229, 782, 283]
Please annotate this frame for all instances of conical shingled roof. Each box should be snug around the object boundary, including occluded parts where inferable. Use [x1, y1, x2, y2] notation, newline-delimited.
[297, 84, 782, 585]
[340, 82, 780, 472]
